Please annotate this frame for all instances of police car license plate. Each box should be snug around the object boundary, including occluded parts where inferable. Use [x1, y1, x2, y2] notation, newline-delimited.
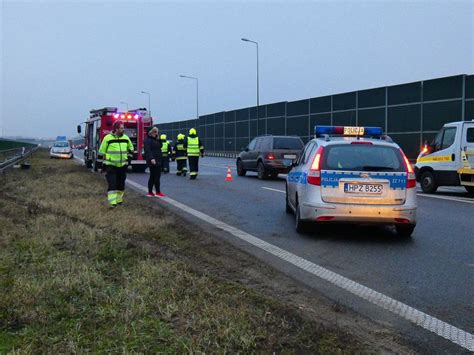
[344, 183, 383, 194]
[284, 154, 297, 159]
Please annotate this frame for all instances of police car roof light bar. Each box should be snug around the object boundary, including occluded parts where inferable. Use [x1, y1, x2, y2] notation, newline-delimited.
[314, 126, 383, 138]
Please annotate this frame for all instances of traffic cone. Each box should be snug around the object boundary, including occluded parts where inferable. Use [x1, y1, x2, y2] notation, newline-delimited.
[225, 166, 233, 181]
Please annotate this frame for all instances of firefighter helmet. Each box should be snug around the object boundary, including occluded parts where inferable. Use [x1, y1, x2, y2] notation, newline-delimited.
[177, 133, 185, 140]
[160, 134, 167, 140]
[189, 128, 197, 135]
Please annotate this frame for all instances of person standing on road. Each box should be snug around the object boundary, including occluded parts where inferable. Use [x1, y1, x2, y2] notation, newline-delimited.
[160, 134, 171, 173]
[184, 128, 204, 180]
[144, 127, 165, 197]
[175, 133, 188, 176]
[98, 121, 134, 208]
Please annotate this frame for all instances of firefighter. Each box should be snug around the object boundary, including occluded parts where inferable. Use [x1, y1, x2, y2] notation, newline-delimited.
[175, 133, 188, 176]
[184, 128, 204, 180]
[98, 121, 134, 208]
[160, 134, 171, 173]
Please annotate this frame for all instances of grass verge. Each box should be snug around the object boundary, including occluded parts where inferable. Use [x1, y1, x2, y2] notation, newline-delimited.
[0, 150, 365, 352]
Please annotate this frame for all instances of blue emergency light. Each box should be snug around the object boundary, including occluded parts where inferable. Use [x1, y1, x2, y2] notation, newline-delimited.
[315, 125, 383, 137]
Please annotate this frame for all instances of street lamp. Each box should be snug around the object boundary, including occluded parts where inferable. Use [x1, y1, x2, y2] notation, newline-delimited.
[241, 38, 259, 108]
[120, 101, 129, 112]
[179, 75, 199, 122]
[140, 91, 151, 117]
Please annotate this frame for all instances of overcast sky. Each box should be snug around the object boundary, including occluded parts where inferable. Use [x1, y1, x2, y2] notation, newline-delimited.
[1, 0, 473, 138]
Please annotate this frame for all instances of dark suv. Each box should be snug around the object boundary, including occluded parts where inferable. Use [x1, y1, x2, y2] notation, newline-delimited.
[236, 135, 304, 179]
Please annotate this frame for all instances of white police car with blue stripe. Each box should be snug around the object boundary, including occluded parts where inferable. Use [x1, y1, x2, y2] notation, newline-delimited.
[286, 126, 417, 237]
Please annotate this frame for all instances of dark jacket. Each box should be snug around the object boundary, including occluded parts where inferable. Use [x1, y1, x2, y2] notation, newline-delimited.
[144, 136, 162, 164]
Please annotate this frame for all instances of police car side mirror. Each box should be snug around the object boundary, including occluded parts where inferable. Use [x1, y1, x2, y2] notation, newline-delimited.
[243, 147, 249, 152]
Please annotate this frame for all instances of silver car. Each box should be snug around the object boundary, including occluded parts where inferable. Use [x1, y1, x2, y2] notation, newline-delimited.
[49, 141, 73, 159]
[286, 126, 417, 237]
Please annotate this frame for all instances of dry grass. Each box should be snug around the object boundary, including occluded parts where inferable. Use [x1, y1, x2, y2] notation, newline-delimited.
[0, 150, 357, 353]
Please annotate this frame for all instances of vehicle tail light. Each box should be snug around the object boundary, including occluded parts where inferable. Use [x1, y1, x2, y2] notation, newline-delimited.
[400, 149, 416, 188]
[265, 153, 275, 160]
[307, 146, 324, 185]
[395, 218, 410, 224]
[316, 216, 335, 221]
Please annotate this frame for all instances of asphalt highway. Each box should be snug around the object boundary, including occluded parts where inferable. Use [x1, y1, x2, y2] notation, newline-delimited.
[75, 152, 474, 352]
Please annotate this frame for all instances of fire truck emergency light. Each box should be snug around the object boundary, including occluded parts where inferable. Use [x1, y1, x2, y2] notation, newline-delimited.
[112, 113, 140, 120]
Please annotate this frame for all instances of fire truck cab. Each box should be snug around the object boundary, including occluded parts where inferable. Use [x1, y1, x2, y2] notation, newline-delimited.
[415, 120, 474, 195]
[77, 107, 153, 172]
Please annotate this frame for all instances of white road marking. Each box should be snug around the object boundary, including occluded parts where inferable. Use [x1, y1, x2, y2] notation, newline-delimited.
[417, 193, 474, 204]
[262, 187, 285, 193]
[125, 178, 473, 352]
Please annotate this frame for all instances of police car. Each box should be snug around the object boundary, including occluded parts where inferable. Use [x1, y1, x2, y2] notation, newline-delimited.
[286, 126, 417, 237]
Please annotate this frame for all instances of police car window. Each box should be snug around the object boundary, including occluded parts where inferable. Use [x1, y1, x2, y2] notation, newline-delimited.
[323, 145, 404, 172]
[466, 128, 474, 143]
[248, 138, 257, 150]
[254, 138, 262, 150]
[303, 143, 317, 165]
[441, 127, 456, 150]
[297, 142, 315, 165]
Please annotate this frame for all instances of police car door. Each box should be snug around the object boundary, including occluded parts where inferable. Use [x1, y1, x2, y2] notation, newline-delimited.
[287, 141, 316, 207]
[461, 122, 474, 168]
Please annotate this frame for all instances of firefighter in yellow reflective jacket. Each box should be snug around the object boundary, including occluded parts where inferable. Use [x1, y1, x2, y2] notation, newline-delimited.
[175, 133, 188, 176]
[160, 134, 171, 173]
[98, 121, 134, 208]
[184, 128, 204, 180]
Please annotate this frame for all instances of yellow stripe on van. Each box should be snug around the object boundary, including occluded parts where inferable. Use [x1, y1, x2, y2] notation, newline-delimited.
[416, 155, 452, 163]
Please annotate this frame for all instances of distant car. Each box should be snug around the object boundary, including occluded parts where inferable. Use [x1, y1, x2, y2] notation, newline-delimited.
[49, 141, 73, 159]
[236, 135, 304, 179]
[286, 126, 417, 237]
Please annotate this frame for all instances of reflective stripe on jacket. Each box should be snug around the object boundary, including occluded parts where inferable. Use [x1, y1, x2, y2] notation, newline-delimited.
[187, 136, 201, 157]
[99, 133, 134, 167]
[175, 141, 187, 160]
[161, 141, 170, 156]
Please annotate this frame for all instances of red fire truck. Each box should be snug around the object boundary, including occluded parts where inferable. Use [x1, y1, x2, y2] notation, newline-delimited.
[77, 107, 153, 172]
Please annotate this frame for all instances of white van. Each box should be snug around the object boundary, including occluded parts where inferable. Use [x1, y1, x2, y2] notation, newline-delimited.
[415, 120, 474, 194]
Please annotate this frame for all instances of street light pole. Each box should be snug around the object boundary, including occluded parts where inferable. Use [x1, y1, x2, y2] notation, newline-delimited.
[179, 75, 199, 122]
[241, 38, 259, 108]
[140, 91, 151, 117]
[120, 101, 129, 112]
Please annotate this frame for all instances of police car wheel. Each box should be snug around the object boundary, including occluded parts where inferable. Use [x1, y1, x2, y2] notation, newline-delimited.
[236, 159, 246, 176]
[295, 201, 306, 233]
[420, 171, 438, 193]
[395, 224, 415, 238]
[285, 186, 292, 214]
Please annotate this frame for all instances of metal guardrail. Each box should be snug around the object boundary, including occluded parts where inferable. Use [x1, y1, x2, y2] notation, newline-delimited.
[0, 146, 39, 174]
[205, 151, 239, 159]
